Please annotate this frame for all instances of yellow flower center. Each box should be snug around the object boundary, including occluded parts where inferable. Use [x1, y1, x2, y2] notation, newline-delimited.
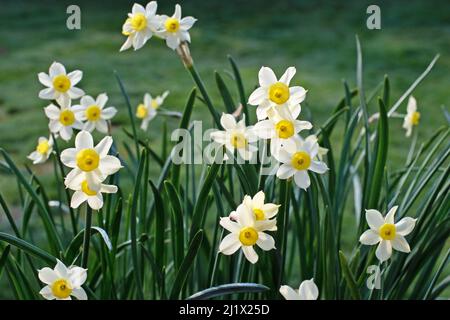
[36, 141, 50, 155]
[269, 82, 290, 104]
[51, 279, 72, 299]
[85, 105, 101, 121]
[76, 148, 100, 172]
[59, 109, 75, 126]
[411, 111, 420, 125]
[291, 151, 311, 171]
[81, 180, 98, 196]
[253, 208, 265, 221]
[151, 100, 159, 109]
[52, 74, 71, 93]
[379, 223, 396, 240]
[275, 120, 295, 139]
[239, 227, 259, 246]
[131, 13, 147, 31]
[230, 132, 247, 149]
[136, 104, 148, 119]
[165, 17, 180, 33]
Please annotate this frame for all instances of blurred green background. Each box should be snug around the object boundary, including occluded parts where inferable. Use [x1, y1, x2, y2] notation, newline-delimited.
[0, 0, 449, 299]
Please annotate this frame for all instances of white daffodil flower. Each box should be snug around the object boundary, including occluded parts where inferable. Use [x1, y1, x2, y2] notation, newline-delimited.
[275, 136, 328, 190]
[253, 106, 312, 157]
[359, 206, 417, 262]
[219, 203, 276, 264]
[38, 62, 84, 106]
[28, 136, 54, 164]
[280, 279, 319, 300]
[73, 93, 117, 134]
[248, 66, 307, 120]
[66, 178, 118, 210]
[157, 4, 197, 50]
[120, 2, 160, 51]
[38, 259, 87, 300]
[60, 131, 122, 190]
[402, 96, 420, 137]
[136, 91, 169, 131]
[237, 191, 280, 231]
[44, 99, 84, 141]
[210, 113, 258, 161]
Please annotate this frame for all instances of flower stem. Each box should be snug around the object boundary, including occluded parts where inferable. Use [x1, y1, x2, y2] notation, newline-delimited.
[81, 205, 93, 268]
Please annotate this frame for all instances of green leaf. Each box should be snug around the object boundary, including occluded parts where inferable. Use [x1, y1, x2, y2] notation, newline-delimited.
[0, 245, 11, 279]
[149, 180, 166, 274]
[0, 232, 56, 264]
[215, 71, 236, 113]
[169, 230, 204, 299]
[64, 227, 112, 264]
[187, 283, 269, 300]
[164, 180, 184, 271]
[339, 251, 361, 299]
[228, 55, 250, 125]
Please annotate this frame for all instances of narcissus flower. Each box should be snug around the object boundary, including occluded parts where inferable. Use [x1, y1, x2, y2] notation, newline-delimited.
[280, 279, 319, 300]
[360, 206, 417, 262]
[240, 191, 280, 230]
[38, 259, 87, 300]
[248, 66, 307, 120]
[38, 62, 84, 106]
[28, 136, 53, 164]
[403, 96, 420, 137]
[253, 107, 312, 156]
[60, 131, 122, 190]
[44, 100, 84, 141]
[120, 2, 160, 51]
[67, 178, 118, 210]
[275, 136, 328, 190]
[73, 93, 117, 134]
[219, 203, 276, 264]
[157, 4, 197, 50]
[210, 113, 258, 161]
[136, 91, 169, 131]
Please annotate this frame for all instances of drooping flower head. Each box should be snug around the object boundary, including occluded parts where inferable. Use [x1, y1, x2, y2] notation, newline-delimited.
[38, 62, 84, 106]
[66, 178, 118, 210]
[248, 66, 307, 120]
[280, 279, 319, 300]
[73, 93, 117, 134]
[210, 113, 258, 161]
[28, 136, 54, 164]
[44, 99, 84, 141]
[120, 2, 160, 51]
[219, 203, 276, 264]
[238, 191, 280, 230]
[360, 206, 417, 262]
[38, 259, 87, 300]
[157, 4, 197, 50]
[136, 91, 169, 131]
[403, 96, 420, 137]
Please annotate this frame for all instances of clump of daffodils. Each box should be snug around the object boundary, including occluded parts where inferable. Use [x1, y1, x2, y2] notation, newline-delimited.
[38, 259, 87, 300]
[136, 91, 169, 131]
[359, 206, 417, 262]
[28, 136, 54, 164]
[120, 2, 196, 52]
[403, 96, 420, 137]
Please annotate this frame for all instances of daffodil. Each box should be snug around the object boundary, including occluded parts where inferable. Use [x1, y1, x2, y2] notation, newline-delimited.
[210, 113, 258, 161]
[240, 191, 280, 230]
[38, 62, 84, 106]
[157, 4, 197, 50]
[38, 259, 87, 300]
[279, 279, 319, 300]
[73, 93, 117, 134]
[66, 178, 118, 210]
[359, 206, 417, 262]
[253, 107, 312, 157]
[219, 203, 276, 264]
[44, 100, 84, 141]
[120, 2, 160, 51]
[28, 136, 53, 164]
[136, 91, 169, 131]
[60, 131, 122, 190]
[275, 136, 328, 190]
[248, 66, 307, 120]
[403, 96, 420, 137]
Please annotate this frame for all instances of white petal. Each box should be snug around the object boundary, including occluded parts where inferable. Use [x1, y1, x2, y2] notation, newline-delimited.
[145, 1, 157, 16]
[132, 3, 146, 14]
[262, 204, 280, 219]
[96, 93, 108, 108]
[60, 148, 77, 168]
[49, 120, 63, 133]
[99, 155, 122, 175]
[87, 194, 104, 210]
[294, 120, 313, 133]
[64, 168, 84, 189]
[277, 164, 295, 180]
[375, 240, 392, 262]
[395, 217, 417, 236]
[165, 35, 179, 50]
[38, 268, 58, 285]
[220, 217, 241, 233]
[258, 67, 277, 87]
[256, 232, 275, 251]
[173, 4, 181, 19]
[220, 113, 236, 130]
[71, 191, 87, 209]
[100, 184, 118, 194]
[294, 170, 310, 190]
[67, 70, 82, 86]
[39, 286, 55, 300]
[256, 103, 271, 120]
[49, 62, 66, 77]
[391, 235, 411, 253]
[69, 267, 87, 287]
[253, 191, 265, 207]
[309, 160, 328, 174]
[359, 229, 381, 245]
[39, 87, 55, 100]
[75, 131, 93, 150]
[68, 87, 85, 99]
[54, 259, 69, 279]
[298, 279, 319, 300]
[81, 95, 96, 107]
[95, 119, 109, 134]
[253, 120, 275, 139]
[210, 131, 227, 145]
[59, 126, 73, 141]
[279, 66, 296, 85]
[102, 107, 117, 120]
[38, 72, 52, 87]
[289, 86, 307, 105]
[279, 285, 300, 300]
[242, 246, 258, 264]
[44, 104, 60, 120]
[248, 87, 267, 106]
[385, 206, 398, 224]
[180, 16, 197, 30]
[365, 209, 384, 230]
[71, 288, 88, 300]
[236, 204, 255, 227]
[219, 233, 241, 255]
[407, 96, 417, 113]
[120, 36, 134, 52]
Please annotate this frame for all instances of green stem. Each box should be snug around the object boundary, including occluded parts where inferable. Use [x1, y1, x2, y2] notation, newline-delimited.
[81, 206, 93, 268]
